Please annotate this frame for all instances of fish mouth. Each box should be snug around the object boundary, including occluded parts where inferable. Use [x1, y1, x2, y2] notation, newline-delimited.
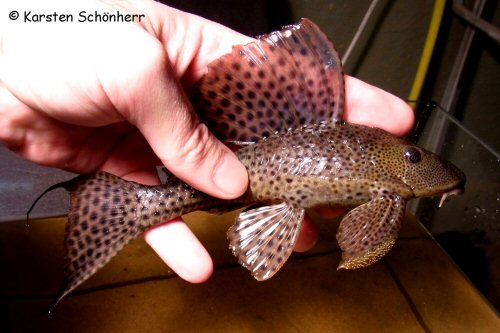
[438, 186, 464, 208]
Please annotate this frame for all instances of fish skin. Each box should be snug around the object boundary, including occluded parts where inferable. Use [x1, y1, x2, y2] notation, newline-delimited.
[34, 19, 465, 305]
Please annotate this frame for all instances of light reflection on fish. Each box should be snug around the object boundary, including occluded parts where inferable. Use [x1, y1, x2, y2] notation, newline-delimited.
[30, 19, 465, 305]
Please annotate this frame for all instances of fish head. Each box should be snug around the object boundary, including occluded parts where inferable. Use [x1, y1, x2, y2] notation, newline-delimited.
[390, 143, 466, 202]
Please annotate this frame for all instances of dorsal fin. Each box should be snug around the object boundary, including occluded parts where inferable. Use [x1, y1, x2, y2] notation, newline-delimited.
[192, 18, 345, 144]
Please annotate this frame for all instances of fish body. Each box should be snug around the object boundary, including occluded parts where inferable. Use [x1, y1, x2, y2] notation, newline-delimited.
[34, 19, 465, 304]
[238, 122, 461, 207]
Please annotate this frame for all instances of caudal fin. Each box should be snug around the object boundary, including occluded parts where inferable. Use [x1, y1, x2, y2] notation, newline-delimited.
[48, 172, 147, 307]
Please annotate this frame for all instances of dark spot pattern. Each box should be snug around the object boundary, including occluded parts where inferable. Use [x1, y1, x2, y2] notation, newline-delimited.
[54, 19, 465, 305]
[235, 122, 414, 208]
[58, 170, 218, 303]
[336, 194, 406, 269]
[190, 18, 345, 143]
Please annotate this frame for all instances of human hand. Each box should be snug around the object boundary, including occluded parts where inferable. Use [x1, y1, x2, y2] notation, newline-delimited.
[0, 0, 251, 282]
[0, 0, 413, 282]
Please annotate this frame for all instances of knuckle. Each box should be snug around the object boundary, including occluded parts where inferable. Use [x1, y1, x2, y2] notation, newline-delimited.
[171, 122, 223, 171]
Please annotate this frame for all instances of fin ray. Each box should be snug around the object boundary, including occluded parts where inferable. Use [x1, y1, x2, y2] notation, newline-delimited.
[192, 18, 345, 144]
[228, 202, 305, 280]
[54, 172, 146, 304]
[336, 195, 406, 269]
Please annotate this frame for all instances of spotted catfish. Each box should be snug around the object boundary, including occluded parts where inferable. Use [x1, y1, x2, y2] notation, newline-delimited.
[30, 19, 465, 305]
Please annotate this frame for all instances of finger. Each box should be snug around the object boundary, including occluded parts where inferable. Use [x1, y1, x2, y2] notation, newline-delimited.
[95, 30, 248, 199]
[344, 76, 414, 137]
[116, 166, 161, 186]
[135, 2, 254, 86]
[294, 215, 319, 252]
[99, 129, 162, 184]
[0, 82, 33, 151]
[137, 75, 248, 199]
[144, 217, 213, 283]
[0, 82, 119, 171]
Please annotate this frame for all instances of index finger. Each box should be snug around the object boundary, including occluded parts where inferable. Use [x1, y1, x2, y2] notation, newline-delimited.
[344, 76, 414, 137]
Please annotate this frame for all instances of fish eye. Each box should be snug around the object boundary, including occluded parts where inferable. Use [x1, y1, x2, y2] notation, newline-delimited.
[405, 147, 422, 164]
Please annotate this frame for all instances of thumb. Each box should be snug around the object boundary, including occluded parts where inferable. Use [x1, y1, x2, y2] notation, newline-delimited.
[123, 44, 248, 199]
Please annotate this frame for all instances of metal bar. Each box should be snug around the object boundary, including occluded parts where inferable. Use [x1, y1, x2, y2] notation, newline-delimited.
[342, 0, 380, 65]
[408, 0, 487, 214]
[453, 0, 500, 43]
[418, 0, 486, 154]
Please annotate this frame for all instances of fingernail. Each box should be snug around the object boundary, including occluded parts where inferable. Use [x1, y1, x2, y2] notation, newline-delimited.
[213, 152, 248, 197]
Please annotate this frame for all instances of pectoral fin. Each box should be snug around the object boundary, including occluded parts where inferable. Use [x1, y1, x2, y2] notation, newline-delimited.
[228, 202, 305, 280]
[336, 195, 406, 270]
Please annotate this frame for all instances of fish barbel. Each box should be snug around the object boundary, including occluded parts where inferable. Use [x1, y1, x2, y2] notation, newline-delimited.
[30, 19, 465, 305]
